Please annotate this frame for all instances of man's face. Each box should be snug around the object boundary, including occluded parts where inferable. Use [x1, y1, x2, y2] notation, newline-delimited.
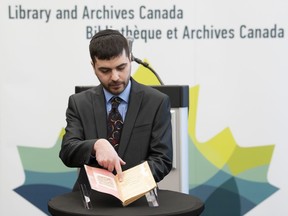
[92, 50, 131, 95]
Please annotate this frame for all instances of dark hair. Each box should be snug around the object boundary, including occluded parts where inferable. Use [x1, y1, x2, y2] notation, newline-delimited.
[89, 29, 129, 64]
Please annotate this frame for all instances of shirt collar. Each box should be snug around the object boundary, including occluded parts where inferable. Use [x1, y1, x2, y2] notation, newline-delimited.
[103, 80, 131, 104]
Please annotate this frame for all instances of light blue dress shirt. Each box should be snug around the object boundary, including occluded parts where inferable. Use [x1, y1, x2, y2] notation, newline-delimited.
[103, 80, 131, 121]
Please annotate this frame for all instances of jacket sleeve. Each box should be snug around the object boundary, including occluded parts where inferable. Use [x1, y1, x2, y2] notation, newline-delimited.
[59, 95, 96, 167]
[146, 95, 173, 182]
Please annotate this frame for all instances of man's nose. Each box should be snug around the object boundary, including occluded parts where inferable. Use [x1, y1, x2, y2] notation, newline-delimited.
[111, 70, 120, 80]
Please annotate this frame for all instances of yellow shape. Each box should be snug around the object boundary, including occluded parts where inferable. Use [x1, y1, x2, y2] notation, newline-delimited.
[228, 145, 274, 176]
[132, 59, 161, 85]
[188, 85, 274, 177]
[194, 128, 237, 170]
[188, 86, 236, 168]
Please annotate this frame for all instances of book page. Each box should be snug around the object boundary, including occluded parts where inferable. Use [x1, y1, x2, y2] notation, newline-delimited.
[84, 165, 120, 200]
[84, 161, 157, 206]
[116, 161, 157, 202]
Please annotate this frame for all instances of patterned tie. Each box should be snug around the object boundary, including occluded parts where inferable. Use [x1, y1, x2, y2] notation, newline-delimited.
[107, 97, 123, 150]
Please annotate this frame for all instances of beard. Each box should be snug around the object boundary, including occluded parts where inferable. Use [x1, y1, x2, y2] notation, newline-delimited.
[102, 80, 127, 95]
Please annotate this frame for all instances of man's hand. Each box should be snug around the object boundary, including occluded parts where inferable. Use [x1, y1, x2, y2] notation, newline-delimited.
[94, 139, 126, 181]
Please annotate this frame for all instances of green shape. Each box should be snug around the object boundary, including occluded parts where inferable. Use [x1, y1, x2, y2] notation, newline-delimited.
[17, 128, 72, 172]
[236, 165, 270, 182]
[189, 137, 220, 188]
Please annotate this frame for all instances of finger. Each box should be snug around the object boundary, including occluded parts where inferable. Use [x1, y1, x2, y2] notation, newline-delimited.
[97, 160, 103, 167]
[115, 162, 123, 182]
[107, 162, 114, 172]
[119, 158, 126, 165]
[100, 160, 109, 169]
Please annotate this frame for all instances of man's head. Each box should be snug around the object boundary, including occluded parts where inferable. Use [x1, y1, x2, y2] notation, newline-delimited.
[89, 29, 132, 95]
[89, 29, 130, 64]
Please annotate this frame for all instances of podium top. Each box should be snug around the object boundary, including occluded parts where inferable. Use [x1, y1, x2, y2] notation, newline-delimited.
[48, 190, 204, 216]
[75, 85, 189, 108]
[149, 85, 189, 108]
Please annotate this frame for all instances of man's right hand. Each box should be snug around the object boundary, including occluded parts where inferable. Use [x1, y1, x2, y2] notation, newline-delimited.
[93, 138, 126, 181]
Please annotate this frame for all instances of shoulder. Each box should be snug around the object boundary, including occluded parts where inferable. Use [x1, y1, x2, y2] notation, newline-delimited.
[72, 85, 101, 96]
[131, 79, 168, 99]
[69, 85, 102, 103]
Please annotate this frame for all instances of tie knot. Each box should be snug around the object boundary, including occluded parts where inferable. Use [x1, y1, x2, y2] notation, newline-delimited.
[110, 97, 122, 109]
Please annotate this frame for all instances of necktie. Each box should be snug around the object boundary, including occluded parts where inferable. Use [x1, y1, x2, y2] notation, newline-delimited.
[107, 97, 123, 150]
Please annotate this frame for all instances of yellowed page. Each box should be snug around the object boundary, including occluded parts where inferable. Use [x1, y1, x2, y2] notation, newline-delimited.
[116, 161, 157, 202]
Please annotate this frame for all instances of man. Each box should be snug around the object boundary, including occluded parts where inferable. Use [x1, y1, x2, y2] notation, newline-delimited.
[59, 29, 173, 190]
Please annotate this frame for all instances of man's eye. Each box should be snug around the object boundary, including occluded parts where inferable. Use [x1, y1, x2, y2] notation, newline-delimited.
[117, 66, 125, 71]
[100, 69, 110, 73]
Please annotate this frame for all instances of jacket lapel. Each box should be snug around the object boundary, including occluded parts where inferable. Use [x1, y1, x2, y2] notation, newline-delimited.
[91, 86, 107, 139]
[118, 80, 144, 157]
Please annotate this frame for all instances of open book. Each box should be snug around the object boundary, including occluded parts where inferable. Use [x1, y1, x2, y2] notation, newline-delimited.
[84, 161, 157, 206]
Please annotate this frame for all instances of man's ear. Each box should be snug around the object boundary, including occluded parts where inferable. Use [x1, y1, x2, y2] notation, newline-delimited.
[91, 61, 96, 74]
[91, 60, 95, 69]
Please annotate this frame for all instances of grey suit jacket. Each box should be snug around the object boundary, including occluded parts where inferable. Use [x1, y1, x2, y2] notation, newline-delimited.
[60, 78, 173, 189]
